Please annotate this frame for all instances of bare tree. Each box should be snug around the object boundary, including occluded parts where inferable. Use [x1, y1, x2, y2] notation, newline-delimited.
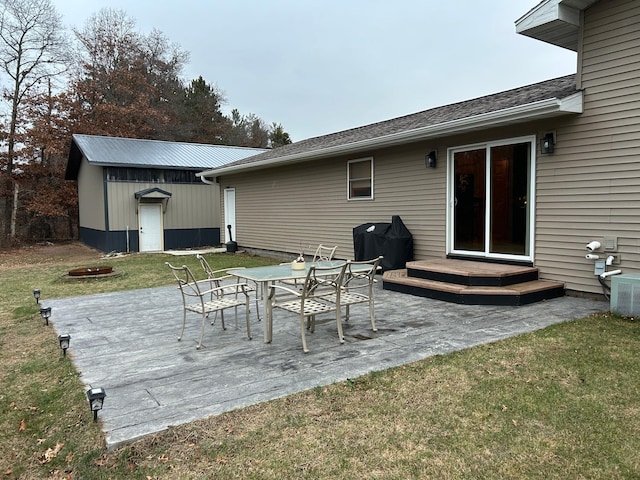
[0, 0, 68, 243]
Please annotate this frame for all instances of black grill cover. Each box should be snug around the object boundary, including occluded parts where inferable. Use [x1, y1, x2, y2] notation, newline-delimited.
[353, 215, 413, 271]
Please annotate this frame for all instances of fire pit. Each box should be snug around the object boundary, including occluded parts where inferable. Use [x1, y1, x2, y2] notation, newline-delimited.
[62, 265, 121, 280]
[68, 266, 113, 276]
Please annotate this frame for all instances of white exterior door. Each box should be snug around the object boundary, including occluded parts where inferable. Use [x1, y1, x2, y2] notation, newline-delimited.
[139, 204, 163, 252]
[224, 188, 236, 243]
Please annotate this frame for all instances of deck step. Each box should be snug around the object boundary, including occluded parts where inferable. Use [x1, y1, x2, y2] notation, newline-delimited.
[382, 267, 565, 306]
[406, 258, 540, 287]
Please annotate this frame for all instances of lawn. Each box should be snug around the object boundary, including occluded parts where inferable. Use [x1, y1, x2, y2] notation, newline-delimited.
[1, 242, 639, 479]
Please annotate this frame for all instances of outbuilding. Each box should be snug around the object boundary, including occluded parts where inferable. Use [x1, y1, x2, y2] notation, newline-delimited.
[65, 134, 266, 253]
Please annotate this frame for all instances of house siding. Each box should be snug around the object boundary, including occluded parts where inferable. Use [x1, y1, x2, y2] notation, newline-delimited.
[106, 182, 219, 231]
[77, 158, 105, 231]
[223, 143, 446, 261]
[535, 0, 640, 295]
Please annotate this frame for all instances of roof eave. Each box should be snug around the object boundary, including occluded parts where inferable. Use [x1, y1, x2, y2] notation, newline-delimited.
[515, 0, 599, 51]
[198, 92, 583, 178]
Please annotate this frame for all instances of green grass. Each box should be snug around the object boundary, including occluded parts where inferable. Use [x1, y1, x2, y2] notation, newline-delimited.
[1, 244, 640, 478]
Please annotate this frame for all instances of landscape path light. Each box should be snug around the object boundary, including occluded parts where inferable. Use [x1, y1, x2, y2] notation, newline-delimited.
[33, 289, 41, 303]
[39, 306, 51, 326]
[86, 387, 106, 422]
[58, 334, 71, 357]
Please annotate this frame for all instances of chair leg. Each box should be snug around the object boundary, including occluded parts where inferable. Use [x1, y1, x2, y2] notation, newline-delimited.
[300, 313, 309, 353]
[178, 309, 187, 342]
[220, 310, 226, 330]
[336, 310, 345, 344]
[197, 312, 206, 350]
[245, 300, 252, 340]
[255, 297, 261, 321]
[345, 304, 351, 322]
[369, 300, 378, 332]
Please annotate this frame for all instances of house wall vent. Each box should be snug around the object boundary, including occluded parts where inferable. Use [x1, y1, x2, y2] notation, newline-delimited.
[610, 273, 640, 316]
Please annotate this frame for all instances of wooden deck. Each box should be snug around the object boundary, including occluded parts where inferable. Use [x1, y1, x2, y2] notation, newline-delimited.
[382, 259, 565, 306]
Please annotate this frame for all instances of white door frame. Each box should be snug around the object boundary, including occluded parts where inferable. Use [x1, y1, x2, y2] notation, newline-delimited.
[139, 203, 164, 252]
[446, 135, 536, 262]
[223, 187, 236, 243]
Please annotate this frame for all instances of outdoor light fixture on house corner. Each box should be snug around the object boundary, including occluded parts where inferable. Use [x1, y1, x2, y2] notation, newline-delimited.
[58, 334, 71, 357]
[86, 387, 106, 422]
[33, 289, 41, 303]
[541, 133, 555, 154]
[39, 306, 51, 326]
[425, 151, 437, 168]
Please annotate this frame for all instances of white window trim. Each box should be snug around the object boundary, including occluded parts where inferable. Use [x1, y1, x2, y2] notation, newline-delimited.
[347, 157, 374, 200]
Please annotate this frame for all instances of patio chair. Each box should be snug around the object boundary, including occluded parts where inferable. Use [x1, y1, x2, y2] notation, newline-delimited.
[324, 256, 383, 333]
[280, 244, 338, 288]
[166, 262, 252, 350]
[268, 262, 347, 353]
[196, 254, 260, 321]
[312, 244, 338, 262]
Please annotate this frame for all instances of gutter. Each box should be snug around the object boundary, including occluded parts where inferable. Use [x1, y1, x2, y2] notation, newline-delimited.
[197, 92, 583, 178]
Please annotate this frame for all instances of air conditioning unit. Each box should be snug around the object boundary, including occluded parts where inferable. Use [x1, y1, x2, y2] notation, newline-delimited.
[610, 273, 640, 316]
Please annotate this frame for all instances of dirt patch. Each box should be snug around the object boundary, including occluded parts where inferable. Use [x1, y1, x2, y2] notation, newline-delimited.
[0, 241, 104, 270]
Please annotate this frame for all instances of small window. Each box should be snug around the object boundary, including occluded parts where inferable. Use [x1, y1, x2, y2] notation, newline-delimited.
[348, 157, 373, 200]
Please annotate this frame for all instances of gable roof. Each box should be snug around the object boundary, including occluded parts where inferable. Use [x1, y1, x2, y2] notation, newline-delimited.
[65, 134, 268, 180]
[198, 74, 581, 178]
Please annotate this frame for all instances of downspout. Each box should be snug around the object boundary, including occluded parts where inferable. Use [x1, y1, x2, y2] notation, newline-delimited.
[199, 175, 216, 185]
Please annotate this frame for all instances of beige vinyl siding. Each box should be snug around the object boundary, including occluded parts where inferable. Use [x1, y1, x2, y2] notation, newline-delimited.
[77, 158, 105, 230]
[535, 0, 640, 295]
[222, 143, 445, 261]
[106, 182, 219, 231]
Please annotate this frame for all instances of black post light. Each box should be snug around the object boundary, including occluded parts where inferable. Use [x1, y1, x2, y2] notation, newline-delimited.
[33, 289, 41, 303]
[58, 334, 71, 357]
[86, 387, 106, 422]
[39, 306, 51, 326]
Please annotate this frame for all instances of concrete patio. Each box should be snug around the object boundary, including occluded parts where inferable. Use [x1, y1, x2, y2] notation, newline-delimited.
[47, 280, 607, 450]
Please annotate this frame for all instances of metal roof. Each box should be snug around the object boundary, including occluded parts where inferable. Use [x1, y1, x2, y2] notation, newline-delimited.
[66, 134, 267, 180]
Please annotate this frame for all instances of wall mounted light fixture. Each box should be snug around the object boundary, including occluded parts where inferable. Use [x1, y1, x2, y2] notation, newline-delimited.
[425, 151, 437, 168]
[541, 133, 555, 154]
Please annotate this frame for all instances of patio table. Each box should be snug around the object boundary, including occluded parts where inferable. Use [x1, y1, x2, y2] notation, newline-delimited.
[228, 260, 361, 343]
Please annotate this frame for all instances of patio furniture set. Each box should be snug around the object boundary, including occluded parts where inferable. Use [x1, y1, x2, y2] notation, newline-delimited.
[166, 244, 383, 353]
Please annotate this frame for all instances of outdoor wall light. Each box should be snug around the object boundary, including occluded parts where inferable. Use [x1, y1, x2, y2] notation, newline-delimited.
[425, 151, 437, 168]
[58, 334, 71, 357]
[86, 387, 106, 422]
[39, 306, 51, 326]
[33, 289, 41, 303]
[541, 133, 555, 154]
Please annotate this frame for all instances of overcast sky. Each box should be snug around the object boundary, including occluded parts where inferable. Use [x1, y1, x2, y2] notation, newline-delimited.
[52, 0, 576, 142]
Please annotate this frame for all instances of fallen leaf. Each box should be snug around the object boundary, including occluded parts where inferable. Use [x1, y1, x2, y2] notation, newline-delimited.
[40, 443, 64, 464]
[512, 419, 518, 426]
[5, 467, 12, 475]
[19, 419, 25, 432]
[501, 405, 508, 412]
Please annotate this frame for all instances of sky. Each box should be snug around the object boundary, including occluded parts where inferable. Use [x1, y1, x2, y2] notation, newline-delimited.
[52, 0, 577, 142]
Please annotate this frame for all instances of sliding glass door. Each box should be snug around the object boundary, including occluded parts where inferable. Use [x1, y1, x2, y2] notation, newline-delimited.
[449, 137, 534, 261]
